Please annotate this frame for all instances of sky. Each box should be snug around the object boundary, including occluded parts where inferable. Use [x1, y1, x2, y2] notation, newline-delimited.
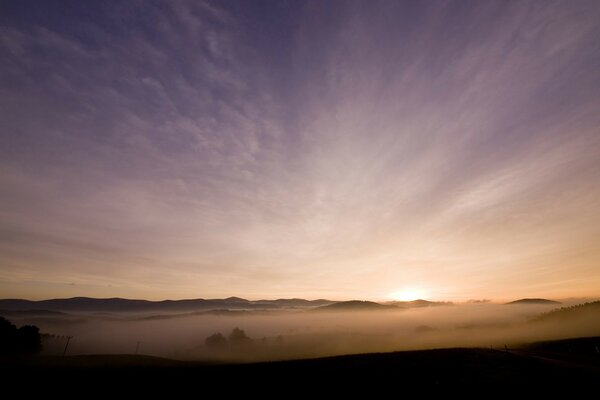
[0, 1, 599, 302]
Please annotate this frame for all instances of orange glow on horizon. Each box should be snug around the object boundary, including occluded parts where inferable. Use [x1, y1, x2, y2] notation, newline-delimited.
[389, 288, 429, 302]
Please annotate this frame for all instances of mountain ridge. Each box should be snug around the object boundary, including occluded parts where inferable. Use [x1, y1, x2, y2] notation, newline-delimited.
[0, 296, 335, 312]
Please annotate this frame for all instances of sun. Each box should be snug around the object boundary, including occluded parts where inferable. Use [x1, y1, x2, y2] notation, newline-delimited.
[389, 288, 427, 301]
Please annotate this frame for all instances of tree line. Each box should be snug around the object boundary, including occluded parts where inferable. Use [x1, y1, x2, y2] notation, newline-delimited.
[0, 317, 42, 356]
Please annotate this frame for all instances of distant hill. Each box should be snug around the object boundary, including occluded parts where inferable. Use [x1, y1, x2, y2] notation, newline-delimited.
[0, 297, 335, 313]
[0, 309, 67, 317]
[505, 298, 561, 305]
[313, 300, 397, 312]
[254, 298, 333, 307]
[531, 301, 600, 323]
[386, 299, 453, 308]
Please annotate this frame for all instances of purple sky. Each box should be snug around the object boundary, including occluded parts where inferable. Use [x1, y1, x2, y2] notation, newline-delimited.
[1, 1, 599, 301]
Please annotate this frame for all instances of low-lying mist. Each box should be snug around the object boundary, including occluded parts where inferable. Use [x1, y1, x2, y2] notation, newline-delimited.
[6, 301, 600, 362]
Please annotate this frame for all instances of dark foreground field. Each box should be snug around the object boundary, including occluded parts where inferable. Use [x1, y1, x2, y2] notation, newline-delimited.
[2, 337, 599, 395]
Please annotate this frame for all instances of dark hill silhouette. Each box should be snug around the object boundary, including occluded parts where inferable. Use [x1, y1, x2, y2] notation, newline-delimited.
[255, 298, 333, 307]
[0, 297, 335, 313]
[224, 297, 249, 302]
[506, 298, 561, 305]
[523, 336, 600, 355]
[2, 337, 599, 394]
[386, 299, 453, 308]
[531, 301, 600, 323]
[314, 300, 396, 311]
[0, 309, 67, 317]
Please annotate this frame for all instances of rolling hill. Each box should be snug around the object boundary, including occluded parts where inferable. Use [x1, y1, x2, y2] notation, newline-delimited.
[385, 299, 453, 308]
[506, 298, 561, 305]
[2, 338, 599, 394]
[531, 301, 600, 323]
[313, 300, 397, 311]
[0, 296, 334, 313]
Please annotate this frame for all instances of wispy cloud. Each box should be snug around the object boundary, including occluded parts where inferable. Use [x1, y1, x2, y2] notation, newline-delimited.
[1, 1, 599, 300]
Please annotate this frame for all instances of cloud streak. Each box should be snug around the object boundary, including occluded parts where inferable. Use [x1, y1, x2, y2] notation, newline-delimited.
[1, 1, 599, 300]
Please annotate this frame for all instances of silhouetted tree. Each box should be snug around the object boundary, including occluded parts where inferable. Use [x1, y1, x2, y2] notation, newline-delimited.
[17, 325, 42, 354]
[0, 317, 17, 355]
[0, 317, 42, 355]
[205, 332, 227, 347]
[229, 327, 250, 344]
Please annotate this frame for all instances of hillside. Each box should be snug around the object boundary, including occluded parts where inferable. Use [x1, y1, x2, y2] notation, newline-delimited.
[2, 338, 599, 394]
[313, 300, 396, 311]
[531, 301, 600, 323]
[0, 296, 334, 313]
[506, 298, 561, 305]
[386, 299, 453, 308]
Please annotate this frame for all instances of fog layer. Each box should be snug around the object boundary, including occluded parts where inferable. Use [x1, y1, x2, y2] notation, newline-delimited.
[6, 302, 599, 362]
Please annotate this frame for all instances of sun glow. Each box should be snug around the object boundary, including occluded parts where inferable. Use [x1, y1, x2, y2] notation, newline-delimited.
[390, 288, 427, 301]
